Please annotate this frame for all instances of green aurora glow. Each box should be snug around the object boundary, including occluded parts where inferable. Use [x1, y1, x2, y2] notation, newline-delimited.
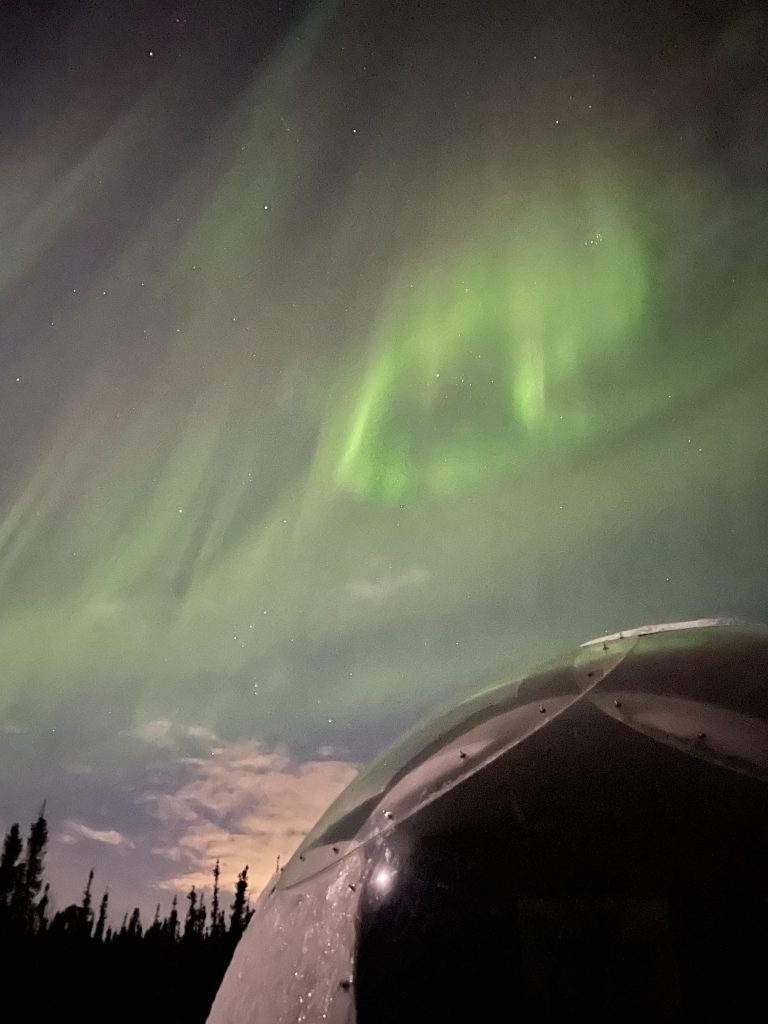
[1, 0, 767, 754]
[326, 184, 648, 501]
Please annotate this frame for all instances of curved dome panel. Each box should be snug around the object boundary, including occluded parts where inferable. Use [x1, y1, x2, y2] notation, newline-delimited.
[208, 620, 768, 1024]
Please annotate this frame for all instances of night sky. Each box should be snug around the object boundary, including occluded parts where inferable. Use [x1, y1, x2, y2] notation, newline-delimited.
[1, 0, 767, 921]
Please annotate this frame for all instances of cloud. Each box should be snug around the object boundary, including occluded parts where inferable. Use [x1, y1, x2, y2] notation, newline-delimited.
[123, 719, 176, 746]
[122, 718, 223, 752]
[185, 725, 219, 743]
[348, 565, 431, 603]
[59, 821, 135, 849]
[144, 740, 358, 898]
[0, 722, 27, 734]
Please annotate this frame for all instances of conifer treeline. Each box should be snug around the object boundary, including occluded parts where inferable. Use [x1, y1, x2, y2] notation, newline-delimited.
[0, 806, 255, 1023]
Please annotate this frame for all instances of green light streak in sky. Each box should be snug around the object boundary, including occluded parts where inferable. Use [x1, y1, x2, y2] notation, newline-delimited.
[328, 191, 648, 502]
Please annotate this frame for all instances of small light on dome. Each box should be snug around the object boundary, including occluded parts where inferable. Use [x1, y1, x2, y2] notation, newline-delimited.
[373, 869, 393, 892]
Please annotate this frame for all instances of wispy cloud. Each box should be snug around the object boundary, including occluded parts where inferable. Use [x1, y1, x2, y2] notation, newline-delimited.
[0, 722, 27, 735]
[122, 718, 223, 752]
[348, 565, 431, 603]
[59, 821, 135, 849]
[123, 719, 176, 747]
[144, 741, 357, 897]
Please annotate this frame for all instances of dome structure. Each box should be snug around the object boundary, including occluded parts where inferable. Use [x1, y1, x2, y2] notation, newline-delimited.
[207, 619, 768, 1023]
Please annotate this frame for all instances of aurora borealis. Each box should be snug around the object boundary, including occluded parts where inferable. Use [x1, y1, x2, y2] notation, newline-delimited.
[1, 0, 767, 919]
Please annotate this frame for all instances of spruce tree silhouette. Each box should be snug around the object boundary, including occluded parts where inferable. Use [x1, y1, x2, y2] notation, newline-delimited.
[196, 892, 208, 937]
[19, 804, 48, 929]
[80, 868, 95, 937]
[127, 906, 142, 939]
[229, 865, 250, 942]
[165, 893, 179, 942]
[184, 884, 198, 940]
[146, 902, 162, 941]
[0, 822, 22, 908]
[211, 858, 223, 939]
[93, 888, 109, 942]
